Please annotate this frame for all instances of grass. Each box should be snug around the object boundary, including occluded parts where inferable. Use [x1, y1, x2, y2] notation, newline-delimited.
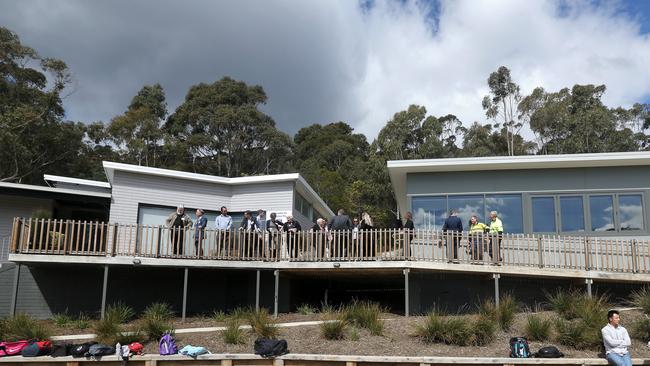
[525, 314, 553, 341]
[415, 312, 496, 347]
[223, 318, 247, 344]
[630, 287, 650, 314]
[341, 301, 384, 336]
[320, 320, 347, 340]
[297, 303, 318, 315]
[105, 301, 135, 324]
[248, 309, 279, 339]
[349, 326, 360, 341]
[75, 313, 91, 330]
[231, 306, 254, 320]
[473, 315, 498, 346]
[94, 315, 122, 344]
[212, 310, 227, 322]
[141, 317, 174, 341]
[142, 302, 174, 321]
[2, 314, 50, 341]
[479, 294, 518, 330]
[554, 318, 602, 350]
[547, 289, 582, 320]
[52, 312, 73, 327]
[631, 316, 650, 342]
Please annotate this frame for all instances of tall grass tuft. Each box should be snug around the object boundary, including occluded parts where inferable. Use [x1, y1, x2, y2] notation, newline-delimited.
[554, 318, 602, 349]
[231, 306, 253, 320]
[631, 317, 650, 342]
[211, 310, 227, 322]
[473, 315, 498, 346]
[52, 312, 73, 327]
[94, 315, 122, 344]
[342, 300, 384, 336]
[3, 313, 50, 341]
[142, 302, 174, 321]
[547, 289, 581, 319]
[630, 287, 650, 315]
[105, 302, 135, 324]
[248, 309, 279, 339]
[525, 314, 553, 341]
[415, 313, 479, 346]
[223, 318, 247, 344]
[320, 320, 347, 340]
[297, 303, 317, 315]
[479, 294, 517, 330]
[75, 313, 91, 330]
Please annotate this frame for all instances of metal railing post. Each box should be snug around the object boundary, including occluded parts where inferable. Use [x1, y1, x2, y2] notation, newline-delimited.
[583, 237, 591, 271]
[537, 236, 544, 268]
[631, 239, 639, 273]
[111, 224, 118, 257]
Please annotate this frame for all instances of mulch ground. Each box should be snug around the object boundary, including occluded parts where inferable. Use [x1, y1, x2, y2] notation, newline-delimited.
[45, 310, 650, 358]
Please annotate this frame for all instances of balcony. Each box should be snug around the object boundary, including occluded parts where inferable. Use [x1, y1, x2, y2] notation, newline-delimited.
[7, 217, 650, 282]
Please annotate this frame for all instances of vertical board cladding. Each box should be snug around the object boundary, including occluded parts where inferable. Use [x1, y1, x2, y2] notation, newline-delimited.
[293, 209, 313, 230]
[0, 194, 53, 243]
[109, 170, 233, 224]
[230, 182, 294, 214]
[0, 263, 17, 317]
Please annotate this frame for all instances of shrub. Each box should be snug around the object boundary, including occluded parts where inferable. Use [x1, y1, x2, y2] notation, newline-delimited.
[631, 317, 650, 342]
[525, 314, 553, 341]
[248, 309, 279, 339]
[115, 330, 146, 345]
[444, 317, 474, 346]
[231, 306, 253, 320]
[575, 294, 609, 328]
[321, 320, 347, 340]
[415, 313, 446, 344]
[223, 319, 247, 344]
[479, 295, 517, 330]
[52, 312, 73, 327]
[75, 313, 91, 330]
[141, 317, 174, 341]
[3, 313, 50, 341]
[142, 302, 174, 321]
[473, 315, 497, 346]
[349, 326, 360, 341]
[555, 318, 602, 349]
[630, 287, 650, 314]
[211, 310, 227, 322]
[297, 303, 317, 315]
[94, 315, 122, 344]
[547, 289, 581, 319]
[342, 301, 384, 336]
[106, 302, 135, 324]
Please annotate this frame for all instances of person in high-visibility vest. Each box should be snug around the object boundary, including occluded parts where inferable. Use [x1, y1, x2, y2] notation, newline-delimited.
[488, 211, 503, 263]
[469, 215, 488, 261]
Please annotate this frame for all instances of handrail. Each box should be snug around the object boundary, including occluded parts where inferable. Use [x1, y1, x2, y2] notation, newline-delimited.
[9, 217, 650, 274]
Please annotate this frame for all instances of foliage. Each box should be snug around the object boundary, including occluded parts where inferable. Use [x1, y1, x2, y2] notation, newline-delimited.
[106, 302, 136, 324]
[525, 314, 553, 341]
[75, 313, 91, 330]
[248, 309, 279, 339]
[414, 313, 475, 346]
[297, 304, 317, 315]
[631, 316, 650, 342]
[3, 313, 50, 341]
[141, 317, 174, 341]
[223, 318, 247, 344]
[320, 320, 347, 340]
[473, 315, 498, 346]
[230, 306, 253, 320]
[349, 326, 360, 341]
[547, 289, 579, 319]
[479, 294, 517, 330]
[52, 312, 73, 327]
[93, 315, 122, 344]
[630, 287, 650, 314]
[341, 301, 384, 336]
[549, 291, 609, 350]
[211, 310, 227, 322]
[142, 302, 174, 321]
[554, 318, 602, 350]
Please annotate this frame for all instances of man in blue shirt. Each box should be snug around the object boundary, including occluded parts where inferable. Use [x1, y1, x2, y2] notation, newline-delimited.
[215, 206, 232, 257]
[442, 209, 463, 263]
[194, 209, 208, 257]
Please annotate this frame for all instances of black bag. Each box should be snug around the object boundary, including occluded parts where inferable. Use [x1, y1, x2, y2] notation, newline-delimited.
[535, 346, 564, 358]
[71, 342, 97, 358]
[51, 343, 73, 357]
[86, 344, 115, 358]
[254, 338, 288, 357]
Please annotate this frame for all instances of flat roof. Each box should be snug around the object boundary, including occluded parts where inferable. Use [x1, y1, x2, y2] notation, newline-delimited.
[103, 161, 333, 217]
[0, 182, 112, 199]
[43, 174, 111, 189]
[387, 151, 650, 217]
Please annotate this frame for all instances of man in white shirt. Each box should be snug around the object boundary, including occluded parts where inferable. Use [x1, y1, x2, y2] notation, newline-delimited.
[602, 310, 632, 366]
[215, 206, 232, 257]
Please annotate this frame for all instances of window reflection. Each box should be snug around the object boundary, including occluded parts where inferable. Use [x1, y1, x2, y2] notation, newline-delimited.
[485, 194, 523, 233]
[412, 196, 446, 230]
[619, 195, 643, 231]
[532, 197, 556, 232]
[448, 195, 484, 228]
[560, 196, 584, 232]
[589, 195, 614, 231]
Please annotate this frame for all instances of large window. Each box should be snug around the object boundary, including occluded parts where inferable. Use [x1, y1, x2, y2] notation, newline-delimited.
[448, 195, 483, 227]
[485, 194, 523, 233]
[589, 195, 615, 232]
[412, 196, 446, 230]
[560, 196, 585, 232]
[532, 197, 556, 233]
[618, 194, 643, 231]
[294, 192, 313, 221]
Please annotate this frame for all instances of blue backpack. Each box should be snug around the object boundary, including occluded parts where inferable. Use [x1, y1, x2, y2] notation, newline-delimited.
[509, 337, 530, 358]
[179, 345, 208, 358]
[159, 333, 177, 355]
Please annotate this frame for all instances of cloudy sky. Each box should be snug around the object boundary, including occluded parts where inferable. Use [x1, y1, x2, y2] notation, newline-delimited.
[1, 0, 649, 139]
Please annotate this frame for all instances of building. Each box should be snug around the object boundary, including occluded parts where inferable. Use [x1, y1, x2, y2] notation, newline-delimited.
[0, 161, 333, 318]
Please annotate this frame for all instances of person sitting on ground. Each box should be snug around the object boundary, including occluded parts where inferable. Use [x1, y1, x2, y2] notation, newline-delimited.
[602, 309, 632, 366]
[468, 215, 488, 261]
[442, 209, 463, 263]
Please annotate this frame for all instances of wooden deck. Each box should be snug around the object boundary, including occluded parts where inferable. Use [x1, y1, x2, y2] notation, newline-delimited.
[8, 217, 650, 282]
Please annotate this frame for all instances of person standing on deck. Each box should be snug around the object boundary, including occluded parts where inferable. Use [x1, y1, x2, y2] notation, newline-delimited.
[165, 205, 192, 257]
[194, 209, 208, 258]
[328, 209, 352, 258]
[215, 206, 232, 256]
[488, 211, 504, 263]
[442, 209, 462, 263]
[403, 211, 415, 259]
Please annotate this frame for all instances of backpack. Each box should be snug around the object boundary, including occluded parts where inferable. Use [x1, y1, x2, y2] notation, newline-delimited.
[509, 337, 531, 358]
[179, 345, 209, 358]
[86, 344, 116, 358]
[21, 340, 52, 357]
[254, 338, 289, 358]
[51, 343, 73, 357]
[0, 340, 30, 357]
[128, 342, 144, 355]
[71, 342, 97, 358]
[159, 332, 177, 355]
[535, 346, 564, 358]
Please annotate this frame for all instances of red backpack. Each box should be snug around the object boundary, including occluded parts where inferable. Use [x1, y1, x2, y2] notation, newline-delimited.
[128, 342, 144, 355]
[0, 340, 30, 357]
[21, 340, 52, 357]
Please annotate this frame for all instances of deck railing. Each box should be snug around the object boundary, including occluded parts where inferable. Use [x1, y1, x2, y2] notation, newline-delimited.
[9, 217, 650, 274]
